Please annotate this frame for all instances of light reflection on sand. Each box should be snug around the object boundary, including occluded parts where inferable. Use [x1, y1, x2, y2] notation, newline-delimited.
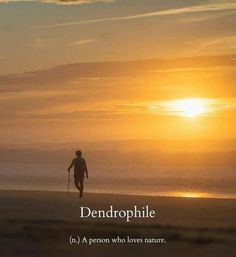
[170, 191, 212, 198]
[164, 191, 236, 199]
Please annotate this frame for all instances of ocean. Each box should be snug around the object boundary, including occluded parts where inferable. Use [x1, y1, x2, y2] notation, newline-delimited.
[1, 163, 235, 199]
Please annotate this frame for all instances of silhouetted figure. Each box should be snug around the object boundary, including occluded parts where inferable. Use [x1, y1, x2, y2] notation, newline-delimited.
[68, 150, 88, 198]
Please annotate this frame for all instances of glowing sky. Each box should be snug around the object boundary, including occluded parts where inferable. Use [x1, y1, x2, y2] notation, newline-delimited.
[0, 0, 236, 143]
[1, 0, 236, 74]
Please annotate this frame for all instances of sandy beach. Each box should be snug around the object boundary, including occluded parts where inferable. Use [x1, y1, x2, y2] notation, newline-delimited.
[0, 190, 235, 257]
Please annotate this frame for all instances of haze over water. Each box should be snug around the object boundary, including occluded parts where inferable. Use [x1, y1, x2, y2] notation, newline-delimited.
[1, 139, 236, 199]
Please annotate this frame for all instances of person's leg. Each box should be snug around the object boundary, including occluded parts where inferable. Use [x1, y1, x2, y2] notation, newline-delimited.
[74, 176, 81, 192]
[79, 178, 84, 197]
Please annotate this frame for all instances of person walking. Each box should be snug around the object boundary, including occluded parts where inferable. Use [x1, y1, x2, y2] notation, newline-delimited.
[68, 150, 88, 198]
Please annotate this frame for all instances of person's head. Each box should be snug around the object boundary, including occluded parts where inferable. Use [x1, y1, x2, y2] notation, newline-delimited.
[76, 150, 82, 157]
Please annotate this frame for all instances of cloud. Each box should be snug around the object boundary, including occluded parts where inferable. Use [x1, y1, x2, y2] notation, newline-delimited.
[69, 38, 97, 47]
[37, 2, 236, 29]
[113, 99, 236, 117]
[0, 0, 114, 5]
[32, 37, 48, 48]
[0, 55, 235, 93]
[176, 10, 236, 24]
[185, 35, 236, 56]
[200, 35, 236, 48]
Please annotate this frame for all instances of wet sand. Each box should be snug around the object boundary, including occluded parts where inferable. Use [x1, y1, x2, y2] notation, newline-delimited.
[0, 190, 236, 257]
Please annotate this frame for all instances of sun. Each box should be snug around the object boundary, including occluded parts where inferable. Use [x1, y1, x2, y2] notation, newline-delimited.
[170, 98, 206, 117]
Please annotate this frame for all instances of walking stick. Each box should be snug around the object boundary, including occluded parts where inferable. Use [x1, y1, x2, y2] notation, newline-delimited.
[67, 171, 70, 198]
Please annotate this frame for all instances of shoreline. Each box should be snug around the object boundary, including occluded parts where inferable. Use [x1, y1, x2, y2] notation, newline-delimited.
[1, 188, 236, 201]
[0, 189, 236, 228]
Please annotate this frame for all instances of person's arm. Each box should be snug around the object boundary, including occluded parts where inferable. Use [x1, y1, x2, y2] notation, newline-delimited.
[67, 159, 74, 172]
[84, 159, 88, 178]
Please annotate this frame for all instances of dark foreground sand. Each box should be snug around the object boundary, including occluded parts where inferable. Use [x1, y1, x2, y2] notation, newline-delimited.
[0, 190, 236, 257]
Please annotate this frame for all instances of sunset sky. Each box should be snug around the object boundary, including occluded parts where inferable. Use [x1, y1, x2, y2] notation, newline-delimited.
[0, 0, 236, 144]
